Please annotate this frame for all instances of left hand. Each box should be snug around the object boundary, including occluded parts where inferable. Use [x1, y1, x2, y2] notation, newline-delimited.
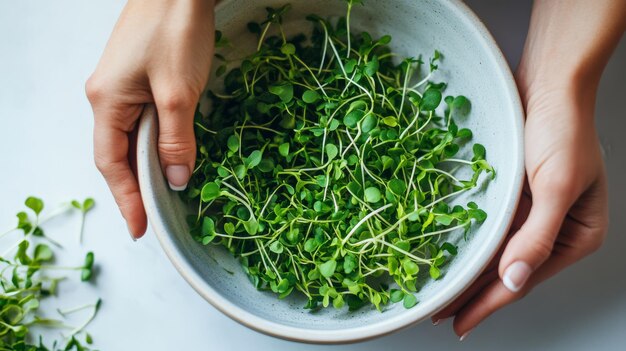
[430, 78, 609, 340]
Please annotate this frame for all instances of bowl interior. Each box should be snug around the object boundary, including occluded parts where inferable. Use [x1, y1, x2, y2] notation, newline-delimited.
[137, 0, 524, 343]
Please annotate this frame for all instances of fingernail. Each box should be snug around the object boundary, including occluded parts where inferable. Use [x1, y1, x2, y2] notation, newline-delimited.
[459, 329, 473, 342]
[166, 165, 189, 191]
[502, 261, 532, 293]
[432, 317, 448, 326]
[127, 224, 137, 242]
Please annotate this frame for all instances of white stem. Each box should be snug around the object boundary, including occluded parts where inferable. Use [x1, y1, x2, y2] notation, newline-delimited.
[342, 203, 393, 245]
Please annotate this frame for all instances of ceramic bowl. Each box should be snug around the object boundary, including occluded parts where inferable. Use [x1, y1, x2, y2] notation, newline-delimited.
[137, 0, 524, 344]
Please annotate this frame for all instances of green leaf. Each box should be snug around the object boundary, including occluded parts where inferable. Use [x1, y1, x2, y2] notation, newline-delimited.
[382, 116, 398, 127]
[452, 95, 471, 116]
[227, 135, 239, 152]
[325, 143, 338, 161]
[15, 240, 30, 265]
[202, 217, 216, 237]
[269, 83, 294, 103]
[278, 143, 290, 157]
[457, 128, 473, 139]
[84, 252, 94, 269]
[200, 182, 221, 202]
[223, 222, 235, 235]
[390, 289, 405, 303]
[343, 254, 357, 274]
[435, 214, 454, 226]
[269, 240, 284, 254]
[217, 166, 229, 177]
[429, 265, 441, 280]
[364, 56, 379, 77]
[234, 165, 246, 179]
[258, 158, 275, 173]
[81, 252, 95, 281]
[277, 278, 290, 293]
[245, 150, 263, 169]
[25, 196, 44, 215]
[378, 35, 391, 45]
[441, 242, 458, 255]
[364, 187, 382, 203]
[304, 238, 318, 252]
[444, 144, 459, 158]
[472, 143, 486, 160]
[243, 218, 259, 235]
[343, 110, 363, 128]
[333, 294, 345, 309]
[34, 244, 53, 262]
[344, 59, 357, 73]
[422, 88, 442, 111]
[403, 293, 418, 308]
[469, 208, 488, 223]
[360, 113, 377, 132]
[388, 257, 399, 274]
[81, 268, 92, 282]
[319, 259, 337, 278]
[388, 179, 407, 196]
[281, 43, 296, 55]
[83, 198, 95, 212]
[402, 258, 419, 276]
[302, 89, 321, 103]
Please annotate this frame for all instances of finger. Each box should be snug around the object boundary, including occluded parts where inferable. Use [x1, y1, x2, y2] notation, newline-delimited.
[452, 233, 595, 338]
[431, 186, 533, 323]
[93, 115, 148, 239]
[431, 268, 499, 324]
[152, 86, 199, 191]
[453, 175, 608, 338]
[498, 180, 576, 293]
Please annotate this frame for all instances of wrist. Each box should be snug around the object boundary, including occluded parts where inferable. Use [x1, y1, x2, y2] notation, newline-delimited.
[126, 0, 216, 16]
[515, 48, 601, 127]
[516, 53, 602, 102]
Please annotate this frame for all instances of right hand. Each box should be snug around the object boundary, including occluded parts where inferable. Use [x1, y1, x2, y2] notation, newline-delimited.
[86, 0, 215, 239]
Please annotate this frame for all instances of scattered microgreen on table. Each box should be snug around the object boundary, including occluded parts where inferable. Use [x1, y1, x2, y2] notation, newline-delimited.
[1, 197, 100, 350]
[71, 198, 95, 245]
[185, 0, 494, 311]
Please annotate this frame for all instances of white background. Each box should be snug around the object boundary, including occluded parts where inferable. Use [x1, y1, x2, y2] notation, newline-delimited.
[1, 1, 625, 350]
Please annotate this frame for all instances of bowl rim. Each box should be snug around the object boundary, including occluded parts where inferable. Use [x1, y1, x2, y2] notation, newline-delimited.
[137, 0, 525, 344]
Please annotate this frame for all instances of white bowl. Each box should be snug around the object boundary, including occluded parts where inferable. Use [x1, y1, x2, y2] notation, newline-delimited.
[137, 0, 524, 344]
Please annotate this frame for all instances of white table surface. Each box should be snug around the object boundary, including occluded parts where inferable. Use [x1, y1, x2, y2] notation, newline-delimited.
[1, 1, 624, 350]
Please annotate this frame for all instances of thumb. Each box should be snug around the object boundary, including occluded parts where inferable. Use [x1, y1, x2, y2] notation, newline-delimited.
[498, 180, 576, 293]
[154, 89, 198, 191]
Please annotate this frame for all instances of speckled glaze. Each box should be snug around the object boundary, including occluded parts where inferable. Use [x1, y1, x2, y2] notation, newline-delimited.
[137, 0, 524, 344]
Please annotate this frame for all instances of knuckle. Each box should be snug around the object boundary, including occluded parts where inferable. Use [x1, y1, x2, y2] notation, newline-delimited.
[85, 75, 108, 104]
[580, 226, 607, 256]
[158, 138, 196, 160]
[93, 152, 108, 174]
[155, 88, 198, 112]
[528, 236, 554, 262]
[536, 175, 577, 197]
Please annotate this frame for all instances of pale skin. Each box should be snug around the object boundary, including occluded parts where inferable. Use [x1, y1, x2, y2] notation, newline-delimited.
[86, 0, 626, 339]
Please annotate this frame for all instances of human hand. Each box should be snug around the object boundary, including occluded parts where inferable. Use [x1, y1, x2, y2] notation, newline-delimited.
[431, 78, 609, 339]
[86, 0, 215, 239]
[430, 0, 625, 338]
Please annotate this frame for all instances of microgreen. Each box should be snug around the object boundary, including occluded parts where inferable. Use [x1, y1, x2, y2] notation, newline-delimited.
[1, 197, 100, 350]
[186, 0, 494, 311]
[71, 198, 95, 244]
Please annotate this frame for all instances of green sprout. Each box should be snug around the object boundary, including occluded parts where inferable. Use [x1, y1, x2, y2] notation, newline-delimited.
[71, 198, 95, 244]
[185, 1, 494, 311]
[0, 197, 100, 350]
